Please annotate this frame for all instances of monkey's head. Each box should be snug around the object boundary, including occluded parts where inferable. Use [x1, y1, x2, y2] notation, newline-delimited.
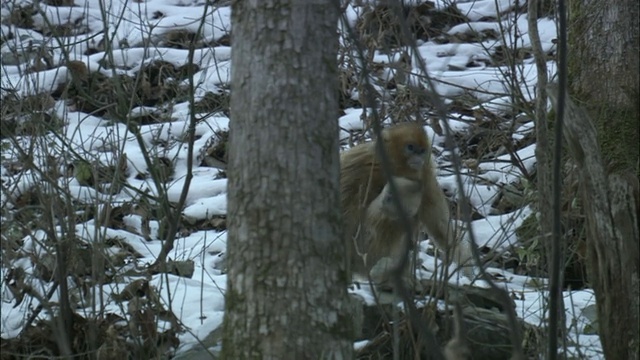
[379, 123, 430, 180]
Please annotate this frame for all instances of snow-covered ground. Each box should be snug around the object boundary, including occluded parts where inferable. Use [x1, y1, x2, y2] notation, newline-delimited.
[1, 0, 602, 358]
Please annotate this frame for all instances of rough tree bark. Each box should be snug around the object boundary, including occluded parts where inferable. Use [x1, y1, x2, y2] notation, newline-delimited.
[567, 0, 639, 358]
[569, 0, 639, 175]
[221, 1, 354, 359]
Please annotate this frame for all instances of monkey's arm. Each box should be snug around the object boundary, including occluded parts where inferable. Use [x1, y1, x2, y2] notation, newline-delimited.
[419, 175, 473, 275]
[419, 175, 453, 247]
[361, 176, 422, 284]
[371, 176, 422, 220]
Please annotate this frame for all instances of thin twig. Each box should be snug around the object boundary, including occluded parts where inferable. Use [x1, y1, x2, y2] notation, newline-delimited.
[548, 0, 568, 357]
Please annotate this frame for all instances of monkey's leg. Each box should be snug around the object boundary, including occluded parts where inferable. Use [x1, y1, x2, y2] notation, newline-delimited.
[365, 214, 420, 289]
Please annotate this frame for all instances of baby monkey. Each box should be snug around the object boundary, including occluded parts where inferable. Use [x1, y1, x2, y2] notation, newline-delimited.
[340, 122, 471, 285]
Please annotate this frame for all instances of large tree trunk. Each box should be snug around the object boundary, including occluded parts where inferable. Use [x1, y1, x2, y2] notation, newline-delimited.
[221, 1, 354, 359]
[569, 0, 639, 175]
[567, 0, 639, 358]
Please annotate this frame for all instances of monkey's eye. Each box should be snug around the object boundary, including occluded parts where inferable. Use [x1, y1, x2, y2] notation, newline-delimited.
[405, 143, 424, 154]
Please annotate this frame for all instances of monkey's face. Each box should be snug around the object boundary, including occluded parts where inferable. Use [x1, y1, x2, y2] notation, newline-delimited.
[385, 134, 429, 180]
[404, 143, 427, 170]
[380, 124, 430, 180]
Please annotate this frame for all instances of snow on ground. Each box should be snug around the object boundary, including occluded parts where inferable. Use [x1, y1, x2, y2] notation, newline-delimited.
[0, 0, 602, 358]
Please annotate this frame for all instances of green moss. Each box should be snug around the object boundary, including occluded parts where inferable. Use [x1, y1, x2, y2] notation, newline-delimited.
[592, 106, 639, 176]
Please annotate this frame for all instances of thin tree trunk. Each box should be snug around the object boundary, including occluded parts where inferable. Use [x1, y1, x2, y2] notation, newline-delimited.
[529, 0, 566, 349]
[222, 1, 354, 359]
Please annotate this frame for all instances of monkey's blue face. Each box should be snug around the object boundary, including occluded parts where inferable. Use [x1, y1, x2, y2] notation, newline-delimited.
[404, 143, 427, 170]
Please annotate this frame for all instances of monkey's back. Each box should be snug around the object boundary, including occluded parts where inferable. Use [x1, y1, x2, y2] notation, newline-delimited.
[339, 142, 386, 215]
[339, 142, 388, 276]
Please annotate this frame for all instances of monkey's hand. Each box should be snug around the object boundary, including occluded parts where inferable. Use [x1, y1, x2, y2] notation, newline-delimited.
[380, 176, 422, 219]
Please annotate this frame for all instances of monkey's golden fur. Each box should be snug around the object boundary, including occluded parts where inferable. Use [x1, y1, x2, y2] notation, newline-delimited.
[340, 122, 468, 282]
